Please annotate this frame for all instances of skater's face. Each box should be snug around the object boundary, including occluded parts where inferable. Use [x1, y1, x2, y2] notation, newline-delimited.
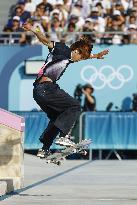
[71, 49, 82, 62]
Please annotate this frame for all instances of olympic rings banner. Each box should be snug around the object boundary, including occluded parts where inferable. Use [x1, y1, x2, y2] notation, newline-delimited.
[0, 45, 137, 111]
[80, 64, 133, 90]
[58, 45, 137, 111]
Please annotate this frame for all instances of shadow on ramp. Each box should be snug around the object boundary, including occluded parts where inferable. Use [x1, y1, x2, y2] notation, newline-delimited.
[0, 160, 92, 201]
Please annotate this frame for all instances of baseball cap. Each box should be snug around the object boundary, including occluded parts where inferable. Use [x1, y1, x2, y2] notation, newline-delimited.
[83, 84, 94, 92]
[85, 18, 93, 23]
[51, 9, 60, 15]
[113, 10, 121, 16]
[128, 24, 137, 29]
[131, 7, 137, 11]
[13, 16, 20, 21]
[91, 7, 99, 12]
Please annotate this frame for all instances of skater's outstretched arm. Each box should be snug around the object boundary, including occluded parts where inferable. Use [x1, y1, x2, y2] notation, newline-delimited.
[90, 49, 109, 59]
[22, 22, 53, 48]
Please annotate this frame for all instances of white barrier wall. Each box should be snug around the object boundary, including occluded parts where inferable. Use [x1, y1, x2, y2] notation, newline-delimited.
[0, 108, 24, 193]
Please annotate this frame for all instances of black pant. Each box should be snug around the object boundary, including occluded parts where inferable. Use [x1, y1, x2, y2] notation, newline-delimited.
[33, 82, 81, 149]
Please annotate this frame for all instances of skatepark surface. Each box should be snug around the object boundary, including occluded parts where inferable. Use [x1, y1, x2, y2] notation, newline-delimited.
[0, 154, 137, 205]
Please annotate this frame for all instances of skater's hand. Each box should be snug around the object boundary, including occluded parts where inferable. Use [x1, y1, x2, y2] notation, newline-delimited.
[22, 22, 33, 31]
[97, 49, 109, 59]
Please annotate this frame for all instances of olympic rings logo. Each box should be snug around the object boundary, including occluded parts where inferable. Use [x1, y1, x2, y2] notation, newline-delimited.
[80, 65, 134, 90]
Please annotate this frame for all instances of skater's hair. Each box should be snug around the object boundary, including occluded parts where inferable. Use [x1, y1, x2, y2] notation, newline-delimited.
[70, 35, 93, 60]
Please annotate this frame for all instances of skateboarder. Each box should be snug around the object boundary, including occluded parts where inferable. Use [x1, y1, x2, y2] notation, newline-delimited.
[22, 22, 109, 158]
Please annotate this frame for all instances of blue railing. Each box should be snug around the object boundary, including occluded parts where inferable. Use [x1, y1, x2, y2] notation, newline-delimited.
[14, 111, 137, 150]
[80, 112, 137, 150]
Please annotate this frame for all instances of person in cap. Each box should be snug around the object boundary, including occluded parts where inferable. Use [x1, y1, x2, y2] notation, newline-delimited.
[82, 84, 96, 112]
[73, 1, 83, 17]
[127, 23, 137, 43]
[113, 1, 125, 15]
[22, 21, 109, 158]
[3, 16, 23, 32]
[68, 14, 84, 31]
[89, 7, 106, 32]
[54, 0, 68, 21]
[11, 1, 31, 24]
[106, 9, 125, 32]
[82, 18, 95, 42]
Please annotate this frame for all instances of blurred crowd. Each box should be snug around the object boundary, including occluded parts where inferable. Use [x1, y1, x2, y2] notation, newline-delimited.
[3, 0, 137, 44]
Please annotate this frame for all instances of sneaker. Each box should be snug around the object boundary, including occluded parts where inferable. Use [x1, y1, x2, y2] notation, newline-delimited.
[55, 136, 75, 147]
[37, 147, 51, 159]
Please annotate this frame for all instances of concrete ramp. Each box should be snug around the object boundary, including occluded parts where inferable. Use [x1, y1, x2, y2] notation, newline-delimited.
[0, 108, 25, 194]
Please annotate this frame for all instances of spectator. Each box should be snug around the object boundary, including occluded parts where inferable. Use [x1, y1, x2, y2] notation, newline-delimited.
[126, 15, 137, 28]
[89, 7, 106, 33]
[19, 31, 32, 45]
[37, 0, 53, 16]
[112, 1, 125, 15]
[11, 1, 31, 24]
[126, 24, 137, 44]
[83, 18, 94, 31]
[3, 16, 23, 32]
[93, 0, 111, 14]
[48, 17, 63, 42]
[63, 22, 78, 45]
[107, 10, 125, 31]
[50, 9, 65, 27]
[68, 14, 84, 31]
[95, 2, 106, 17]
[121, 0, 129, 12]
[129, 7, 137, 18]
[33, 4, 47, 20]
[63, 0, 73, 13]
[3, 0, 137, 45]
[106, 10, 125, 44]
[81, 0, 91, 19]
[129, 15, 137, 25]
[54, 0, 68, 21]
[71, 1, 83, 18]
[24, 0, 36, 14]
[129, 0, 137, 11]
[82, 84, 96, 112]
[50, 9, 61, 21]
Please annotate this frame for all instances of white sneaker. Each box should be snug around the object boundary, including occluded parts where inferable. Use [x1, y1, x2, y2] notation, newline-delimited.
[55, 136, 75, 147]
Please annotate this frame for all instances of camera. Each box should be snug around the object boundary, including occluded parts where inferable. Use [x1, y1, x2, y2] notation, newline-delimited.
[74, 83, 94, 103]
[74, 84, 83, 102]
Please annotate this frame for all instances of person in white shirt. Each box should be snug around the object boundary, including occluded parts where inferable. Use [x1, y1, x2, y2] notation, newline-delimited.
[25, 0, 36, 13]
[89, 7, 106, 32]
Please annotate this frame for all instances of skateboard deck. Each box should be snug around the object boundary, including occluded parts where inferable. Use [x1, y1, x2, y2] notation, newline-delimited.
[46, 139, 92, 165]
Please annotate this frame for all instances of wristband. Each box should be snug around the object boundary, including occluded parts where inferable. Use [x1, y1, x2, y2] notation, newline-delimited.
[31, 27, 40, 33]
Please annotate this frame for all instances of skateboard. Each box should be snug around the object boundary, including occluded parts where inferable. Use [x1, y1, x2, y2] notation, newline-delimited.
[46, 139, 92, 166]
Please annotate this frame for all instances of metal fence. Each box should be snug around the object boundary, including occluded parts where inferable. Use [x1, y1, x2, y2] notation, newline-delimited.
[0, 31, 137, 45]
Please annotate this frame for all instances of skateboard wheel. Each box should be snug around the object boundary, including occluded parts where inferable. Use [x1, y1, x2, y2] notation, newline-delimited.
[46, 160, 51, 164]
[83, 150, 87, 155]
[56, 161, 61, 166]
[73, 149, 77, 153]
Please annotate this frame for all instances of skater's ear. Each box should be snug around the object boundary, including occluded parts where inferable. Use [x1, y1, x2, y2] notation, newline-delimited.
[70, 40, 93, 60]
